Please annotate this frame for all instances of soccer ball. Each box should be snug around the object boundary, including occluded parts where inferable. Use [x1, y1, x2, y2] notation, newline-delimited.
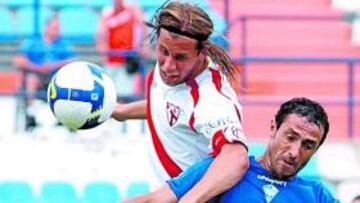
[47, 61, 116, 130]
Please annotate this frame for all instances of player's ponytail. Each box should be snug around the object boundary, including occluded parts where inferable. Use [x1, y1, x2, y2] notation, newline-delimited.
[201, 40, 236, 80]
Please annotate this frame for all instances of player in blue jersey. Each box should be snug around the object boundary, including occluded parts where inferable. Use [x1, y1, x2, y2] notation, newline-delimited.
[123, 97, 340, 203]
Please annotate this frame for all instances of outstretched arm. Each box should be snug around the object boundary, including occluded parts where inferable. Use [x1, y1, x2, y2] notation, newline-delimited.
[112, 100, 147, 121]
[123, 157, 215, 203]
[179, 143, 248, 203]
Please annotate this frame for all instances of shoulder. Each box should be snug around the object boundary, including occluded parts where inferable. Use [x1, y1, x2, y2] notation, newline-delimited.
[19, 37, 44, 51]
[195, 69, 241, 114]
[293, 178, 339, 203]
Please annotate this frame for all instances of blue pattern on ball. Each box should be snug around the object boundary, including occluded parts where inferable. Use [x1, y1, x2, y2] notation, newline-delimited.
[49, 69, 105, 129]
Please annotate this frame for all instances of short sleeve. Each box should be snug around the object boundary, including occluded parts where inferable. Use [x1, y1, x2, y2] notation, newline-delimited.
[19, 39, 35, 55]
[167, 157, 214, 199]
[194, 100, 247, 156]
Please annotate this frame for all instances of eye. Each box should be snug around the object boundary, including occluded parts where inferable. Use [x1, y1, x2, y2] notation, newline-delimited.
[286, 133, 296, 142]
[303, 141, 317, 150]
[175, 54, 187, 61]
[159, 47, 169, 56]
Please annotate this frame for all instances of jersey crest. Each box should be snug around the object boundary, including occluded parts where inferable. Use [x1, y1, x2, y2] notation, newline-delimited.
[166, 102, 180, 126]
[263, 184, 279, 203]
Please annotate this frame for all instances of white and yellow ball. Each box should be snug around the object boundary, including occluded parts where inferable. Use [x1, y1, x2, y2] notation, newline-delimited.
[47, 61, 116, 130]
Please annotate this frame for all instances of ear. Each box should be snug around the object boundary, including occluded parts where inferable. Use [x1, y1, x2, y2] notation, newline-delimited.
[270, 119, 276, 137]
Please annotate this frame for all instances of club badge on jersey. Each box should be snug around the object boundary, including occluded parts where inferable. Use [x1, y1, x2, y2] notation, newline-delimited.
[166, 102, 181, 126]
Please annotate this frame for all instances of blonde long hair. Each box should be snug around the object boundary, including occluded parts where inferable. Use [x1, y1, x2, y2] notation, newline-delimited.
[146, 1, 237, 80]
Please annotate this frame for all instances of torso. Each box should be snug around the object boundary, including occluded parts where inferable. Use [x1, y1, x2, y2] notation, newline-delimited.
[103, 7, 137, 64]
[146, 59, 246, 181]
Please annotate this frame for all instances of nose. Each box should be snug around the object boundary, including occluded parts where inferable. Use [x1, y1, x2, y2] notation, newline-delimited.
[162, 56, 176, 72]
[288, 141, 301, 160]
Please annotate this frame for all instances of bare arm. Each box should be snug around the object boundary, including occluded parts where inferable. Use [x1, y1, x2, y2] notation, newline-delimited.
[179, 143, 249, 203]
[122, 184, 177, 203]
[112, 100, 147, 121]
[13, 55, 42, 72]
[13, 55, 73, 74]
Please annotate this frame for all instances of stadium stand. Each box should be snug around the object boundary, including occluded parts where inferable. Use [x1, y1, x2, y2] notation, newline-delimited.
[0, 7, 15, 42]
[58, 7, 98, 43]
[208, 0, 360, 142]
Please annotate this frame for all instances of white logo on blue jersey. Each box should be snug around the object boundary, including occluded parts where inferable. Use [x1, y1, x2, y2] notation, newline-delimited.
[263, 184, 279, 203]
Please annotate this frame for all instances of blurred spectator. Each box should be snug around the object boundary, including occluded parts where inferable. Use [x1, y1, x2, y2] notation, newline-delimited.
[13, 16, 75, 100]
[352, 195, 360, 203]
[12, 16, 75, 129]
[96, 0, 148, 102]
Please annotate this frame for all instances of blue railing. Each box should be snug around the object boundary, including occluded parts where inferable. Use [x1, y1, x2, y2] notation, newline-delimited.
[233, 56, 360, 139]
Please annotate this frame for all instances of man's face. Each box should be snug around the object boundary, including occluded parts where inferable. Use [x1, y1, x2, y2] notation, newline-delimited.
[113, 0, 124, 8]
[45, 19, 60, 41]
[267, 114, 323, 180]
[156, 28, 204, 86]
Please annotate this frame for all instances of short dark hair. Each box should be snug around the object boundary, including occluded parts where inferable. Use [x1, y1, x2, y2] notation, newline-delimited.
[353, 195, 360, 201]
[275, 97, 329, 147]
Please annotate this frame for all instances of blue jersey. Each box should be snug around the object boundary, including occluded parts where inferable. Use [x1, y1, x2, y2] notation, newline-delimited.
[168, 156, 340, 203]
[20, 36, 75, 66]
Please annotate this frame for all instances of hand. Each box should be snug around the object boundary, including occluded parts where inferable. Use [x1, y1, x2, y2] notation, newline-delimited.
[112, 103, 128, 121]
[12, 56, 28, 68]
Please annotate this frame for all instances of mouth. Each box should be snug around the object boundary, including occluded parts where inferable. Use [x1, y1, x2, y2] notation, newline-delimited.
[281, 158, 297, 169]
[161, 71, 179, 83]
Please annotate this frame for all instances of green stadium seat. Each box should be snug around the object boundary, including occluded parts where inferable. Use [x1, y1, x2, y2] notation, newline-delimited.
[0, 8, 13, 34]
[58, 7, 98, 43]
[126, 181, 150, 198]
[82, 181, 121, 203]
[39, 181, 79, 203]
[0, 7, 16, 42]
[0, 181, 35, 203]
[16, 7, 53, 36]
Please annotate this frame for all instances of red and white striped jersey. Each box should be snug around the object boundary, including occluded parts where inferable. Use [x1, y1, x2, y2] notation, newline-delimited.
[146, 59, 247, 183]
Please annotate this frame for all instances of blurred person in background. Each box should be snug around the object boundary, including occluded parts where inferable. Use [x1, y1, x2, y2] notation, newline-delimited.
[112, 2, 248, 202]
[13, 16, 75, 129]
[352, 195, 360, 203]
[96, 0, 149, 102]
[124, 97, 340, 203]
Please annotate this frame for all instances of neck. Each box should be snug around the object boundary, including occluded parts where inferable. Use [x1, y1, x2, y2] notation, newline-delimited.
[257, 154, 268, 170]
[189, 57, 208, 80]
[44, 35, 55, 44]
[115, 5, 125, 12]
[257, 153, 293, 181]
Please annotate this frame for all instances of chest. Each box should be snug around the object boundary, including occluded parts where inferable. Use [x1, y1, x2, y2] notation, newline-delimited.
[151, 84, 195, 128]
